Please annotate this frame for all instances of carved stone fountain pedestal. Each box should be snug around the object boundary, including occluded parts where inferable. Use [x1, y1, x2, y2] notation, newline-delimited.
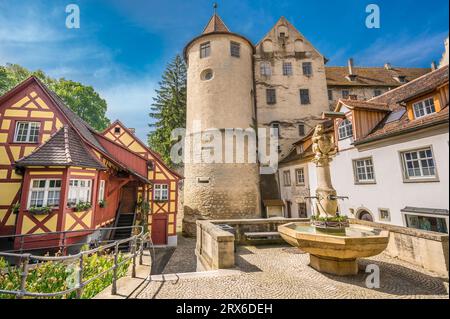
[278, 123, 389, 276]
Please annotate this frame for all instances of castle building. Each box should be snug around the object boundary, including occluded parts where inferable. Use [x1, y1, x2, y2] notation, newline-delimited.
[182, 13, 433, 234]
[182, 14, 261, 235]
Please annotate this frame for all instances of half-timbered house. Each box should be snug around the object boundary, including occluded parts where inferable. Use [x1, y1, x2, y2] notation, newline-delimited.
[0, 76, 180, 249]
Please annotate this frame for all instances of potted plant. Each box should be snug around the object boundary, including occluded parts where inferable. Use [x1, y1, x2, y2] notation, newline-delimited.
[29, 206, 52, 215]
[12, 203, 20, 214]
[73, 201, 92, 212]
[99, 200, 107, 208]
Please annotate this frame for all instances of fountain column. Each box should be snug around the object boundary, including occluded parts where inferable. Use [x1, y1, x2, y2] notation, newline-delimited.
[311, 124, 338, 218]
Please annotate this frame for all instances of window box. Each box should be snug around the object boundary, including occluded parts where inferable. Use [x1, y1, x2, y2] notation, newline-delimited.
[28, 206, 53, 215]
[69, 201, 92, 212]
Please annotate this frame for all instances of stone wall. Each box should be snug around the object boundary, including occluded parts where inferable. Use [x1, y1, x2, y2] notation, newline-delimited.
[196, 218, 449, 277]
[196, 218, 308, 270]
[352, 219, 449, 277]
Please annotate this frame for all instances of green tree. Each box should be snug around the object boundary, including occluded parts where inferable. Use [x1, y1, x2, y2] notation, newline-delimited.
[0, 63, 110, 131]
[148, 55, 186, 167]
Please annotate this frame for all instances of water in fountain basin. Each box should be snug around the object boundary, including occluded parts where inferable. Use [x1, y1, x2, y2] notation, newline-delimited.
[290, 224, 382, 237]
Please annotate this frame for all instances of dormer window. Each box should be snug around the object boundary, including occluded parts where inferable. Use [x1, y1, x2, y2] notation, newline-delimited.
[338, 119, 353, 140]
[395, 75, 407, 83]
[413, 97, 436, 119]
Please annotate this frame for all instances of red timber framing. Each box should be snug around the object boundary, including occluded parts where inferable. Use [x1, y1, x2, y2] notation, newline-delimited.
[0, 76, 152, 250]
[0, 78, 70, 236]
[102, 120, 182, 244]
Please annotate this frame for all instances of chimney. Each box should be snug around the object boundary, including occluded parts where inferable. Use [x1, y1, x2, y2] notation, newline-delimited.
[349, 95, 358, 100]
[431, 61, 437, 70]
[384, 63, 392, 70]
[128, 128, 136, 134]
[348, 58, 354, 75]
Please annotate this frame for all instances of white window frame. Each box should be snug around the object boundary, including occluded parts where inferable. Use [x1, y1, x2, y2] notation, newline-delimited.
[27, 179, 61, 209]
[283, 170, 291, 186]
[400, 147, 438, 181]
[154, 184, 169, 201]
[98, 180, 106, 203]
[295, 168, 305, 185]
[14, 121, 41, 143]
[338, 119, 353, 140]
[413, 97, 436, 119]
[353, 157, 376, 184]
[68, 179, 92, 206]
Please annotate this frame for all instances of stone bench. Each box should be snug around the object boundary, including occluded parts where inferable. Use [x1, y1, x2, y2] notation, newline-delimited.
[244, 232, 281, 241]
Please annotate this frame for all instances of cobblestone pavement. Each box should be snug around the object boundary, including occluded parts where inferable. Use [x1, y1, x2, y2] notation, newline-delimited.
[135, 239, 449, 299]
[162, 235, 197, 274]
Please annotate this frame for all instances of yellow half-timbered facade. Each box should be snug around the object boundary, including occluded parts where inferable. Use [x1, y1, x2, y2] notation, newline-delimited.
[0, 77, 179, 249]
[102, 121, 181, 246]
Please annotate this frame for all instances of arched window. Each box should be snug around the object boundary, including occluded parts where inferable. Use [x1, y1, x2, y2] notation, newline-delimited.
[358, 210, 374, 222]
[338, 119, 353, 140]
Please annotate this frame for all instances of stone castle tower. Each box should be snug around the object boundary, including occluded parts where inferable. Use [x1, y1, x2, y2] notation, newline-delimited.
[182, 14, 261, 235]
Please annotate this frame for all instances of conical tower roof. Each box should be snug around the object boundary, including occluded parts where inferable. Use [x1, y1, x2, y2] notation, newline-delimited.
[202, 14, 230, 34]
[183, 13, 254, 60]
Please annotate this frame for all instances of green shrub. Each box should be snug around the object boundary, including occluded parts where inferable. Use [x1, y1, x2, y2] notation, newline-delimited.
[0, 250, 130, 299]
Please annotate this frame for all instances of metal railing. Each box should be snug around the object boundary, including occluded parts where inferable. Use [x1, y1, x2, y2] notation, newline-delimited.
[0, 225, 151, 299]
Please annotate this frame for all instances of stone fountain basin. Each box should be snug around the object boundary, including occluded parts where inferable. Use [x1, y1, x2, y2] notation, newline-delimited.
[278, 222, 390, 260]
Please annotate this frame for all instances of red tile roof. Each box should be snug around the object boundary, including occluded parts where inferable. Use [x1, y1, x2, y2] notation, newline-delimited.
[354, 65, 449, 145]
[202, 14, 230, 34]
[15, 126, 105, 169]
[338, 99, 390, 112]
[326, 66, 430, 87]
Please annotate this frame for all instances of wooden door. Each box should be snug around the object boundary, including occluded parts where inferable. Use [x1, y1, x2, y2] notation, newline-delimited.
[121, 186, 136, 213]
[151, 215, 168, 245]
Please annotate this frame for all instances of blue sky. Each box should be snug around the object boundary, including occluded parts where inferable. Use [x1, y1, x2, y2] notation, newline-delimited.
[0, 0, 448, 140]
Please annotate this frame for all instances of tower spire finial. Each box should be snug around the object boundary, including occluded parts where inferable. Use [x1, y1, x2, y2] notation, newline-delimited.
[213, 2, 218, 15]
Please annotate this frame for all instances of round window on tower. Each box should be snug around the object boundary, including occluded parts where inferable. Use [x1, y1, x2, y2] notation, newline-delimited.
[201, 69, 214, 81]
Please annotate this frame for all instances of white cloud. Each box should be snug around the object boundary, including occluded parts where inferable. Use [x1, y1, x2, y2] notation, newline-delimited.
[355, 31, 448, 66]
[99, 78, 158, 141]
